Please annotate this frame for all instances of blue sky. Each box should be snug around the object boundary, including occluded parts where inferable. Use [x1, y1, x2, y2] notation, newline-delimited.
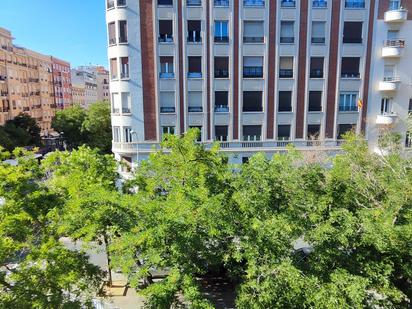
[1, 0, 108, 68]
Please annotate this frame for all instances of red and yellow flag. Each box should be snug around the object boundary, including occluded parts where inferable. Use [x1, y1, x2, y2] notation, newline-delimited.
[357, 99, 363, 110]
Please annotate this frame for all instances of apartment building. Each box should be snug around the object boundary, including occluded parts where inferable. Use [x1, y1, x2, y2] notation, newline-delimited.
[368, 0, 412, 153]
[0, 27, 73, 132]
[52, 57, 72, 110]
[94, 66, 111, 102]
[71, 68, 98, 108]
[106, 0, 412, 165]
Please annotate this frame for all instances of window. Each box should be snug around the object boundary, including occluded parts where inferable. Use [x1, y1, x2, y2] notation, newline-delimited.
[406, 131, 412, 148]
[338, 124, 355, 139]
[160, 57, 174, 78]
[214, 0, 229, 6]
[242, 157, 250, 164]
[189, 126, 202, 141]
[110, 58, 118, 79]
[313, 0, 327, 8]
[158, 0, 173, 5]
[277, 125, 291, 140]
[119, 20, 128, 43]
[215, 125, 228, 141]
[187, 0, 202, 6]
[124, 127, 133, 143]
[162, 126, 175, 136]
[278, 91, 292, 112]
[121, 93, 131, 113]
[243, 0, 265, 7]
[188, 91, 203, 112]
[214, 57, 229, 78]
[243, 125, 261, 141]
[188, 20, 202, 43]
[120, 57, 129, 79]
[308, 91, 322, 112]
[339, 92, 358, 111]
[159, 20, 173, 42]
[408, 98, 412, 114]
[215, 91, 229, 112]
[311, 21, 326, 44]
[310, 57, 324, 78]
[384, 64, 397, 80]
[307, 124, 321, 140]
[389, 0, 401, 10]
[215, 21, 229, 43]
[107, 0, 115, 9]
[343, 22, 362, 43]
[341, 57, 360, 78]
[243, 91, 263, 112]
[188, 57, 202, 78]
[108, 22, 116, 45]
[160, 91, 175, 113]
[381, 98, 393, 114]
[112, 93, 120, 113]
[345, 0, 365, 8]
[113, 126, 120, 142]
[117, 0, 126, 6]
[279, 57, 293, 78]
[280, 21, 294, 43]
[243, 56, 263, 78]
[243, 21, 264, 43]
[281, 0, 296, 7]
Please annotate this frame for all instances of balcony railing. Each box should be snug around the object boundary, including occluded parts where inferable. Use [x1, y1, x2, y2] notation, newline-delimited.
[159, 34, 173, 43]
[244, 0, 265, 6]
[312, 37, 326, 44]
[122, 107, 131, 114]
[383, 76, 401, 82]
[341, 72, 360, 78]
[243, 36, 264, 43]
[214, 36, 229, 43]
[281, 0, 296, 7]
[345, 0, 365, 8]
[187, 34, 202, 43]
[214, 0, 229, 6]
[215, 69, 229, 78]
[188, 72, 202, 78]
[187, 0, 202, 6]
[313, 0, 327, 7]
[384, 39, 405, 47]
[215, 105, 229, 112]
[188, 106, 203, 112]
[243, 66, 263, 78]
[279, 69, 293, 78]
[310, 69, 324, 78]
[160, 106, 176, 113]
[343, 37, 363, 44]
[159, 72, 175, 79]
[339, 105, 358, 112]
[280, 37, 294, 44]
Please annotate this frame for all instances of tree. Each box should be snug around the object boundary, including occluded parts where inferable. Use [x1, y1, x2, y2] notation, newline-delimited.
[82, 101, 112, 153]
[52, 104, 87, 149]
[44, 147, 133, 287]
[0, 148, 103, 308]
[52, 102, 112, 153]
[0, 113, 41, 151]
[111, 130, 235, 307]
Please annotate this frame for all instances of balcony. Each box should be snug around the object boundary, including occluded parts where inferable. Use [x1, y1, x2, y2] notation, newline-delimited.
[281, 0, 296, 8]
[215, 105, 229, 112]
[160, 106, 175, 113]
[376, 113, 398, 125]
[243, 67, 263, 78]
[313, 0, 327, 8]
[159, 72, 175, 79]
[384, 8, 408, 23]
[382, 39, 405, 58]
[345, 0, 365, 8]
[214, 0, 229, 6]
[158, 34, 173, 43]
[244, 0, 265, 6]
[378, 76, 401, 91]
[188, 106, 203, 112]
[215, 69, 229, 78]
[187, 0, 201, 6]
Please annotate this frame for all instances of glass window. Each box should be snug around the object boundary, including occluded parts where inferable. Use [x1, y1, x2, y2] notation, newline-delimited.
[214, 21, 229, 43]
[124, 127, 133, 143]
[311, 21, 326, 44]
[160, 91, 175, 113]
[280, 21, 294, 43]
[113, 126, 120, 142]
[188, 91, 203, 112]
[277, 125, 291, 140]
[278, 91, 292, 112]
[339, 92, 358, 111]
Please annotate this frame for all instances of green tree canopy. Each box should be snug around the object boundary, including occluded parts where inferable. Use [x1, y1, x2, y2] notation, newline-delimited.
[0, 113, 41, 151]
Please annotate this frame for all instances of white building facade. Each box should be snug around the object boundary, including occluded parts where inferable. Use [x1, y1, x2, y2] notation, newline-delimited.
[106, 0, 412, 165]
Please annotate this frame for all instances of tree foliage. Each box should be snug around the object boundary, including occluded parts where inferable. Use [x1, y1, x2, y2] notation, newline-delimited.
[0, 113, 41, 151]
[52, 102, 111, 153]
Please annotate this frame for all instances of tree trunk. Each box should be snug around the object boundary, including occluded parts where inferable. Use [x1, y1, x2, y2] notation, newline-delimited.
[103, 234, 112, 287]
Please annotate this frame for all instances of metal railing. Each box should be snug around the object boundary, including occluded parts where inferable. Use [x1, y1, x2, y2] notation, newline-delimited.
[215, 69, 229, 78]
[310, 69, 323, 78]
[341, 72, 360, 78]
[159, 72, 175, 79]
[214, 36, 229, 43]
[187, 0, 202, 6]
[280, 37, 294, 44]
[187, 72, 202, 78]
[214, 105, 229, 112]
[383, 76, 401, 82]
[214, 0, 229, 6]
[243, 67, 263, 78]
[339, 105, 358, 112]
[188, 106, 203, 112]
[243, 36, 264, 43]
[345, 0, 365, 8]
[279, 69, 293, 78]
[312, 37, 326, 44]
[158, 34, 174, 43]
[160, 106, 176, 113]
[383, 39, 405, 47]
[244, 0, 265, 6]
[281, 0, 296, 7]
[313, 0, 327, 8]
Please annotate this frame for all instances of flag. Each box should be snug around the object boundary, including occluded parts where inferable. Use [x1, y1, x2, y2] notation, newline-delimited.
[357, 99, 363, 110]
